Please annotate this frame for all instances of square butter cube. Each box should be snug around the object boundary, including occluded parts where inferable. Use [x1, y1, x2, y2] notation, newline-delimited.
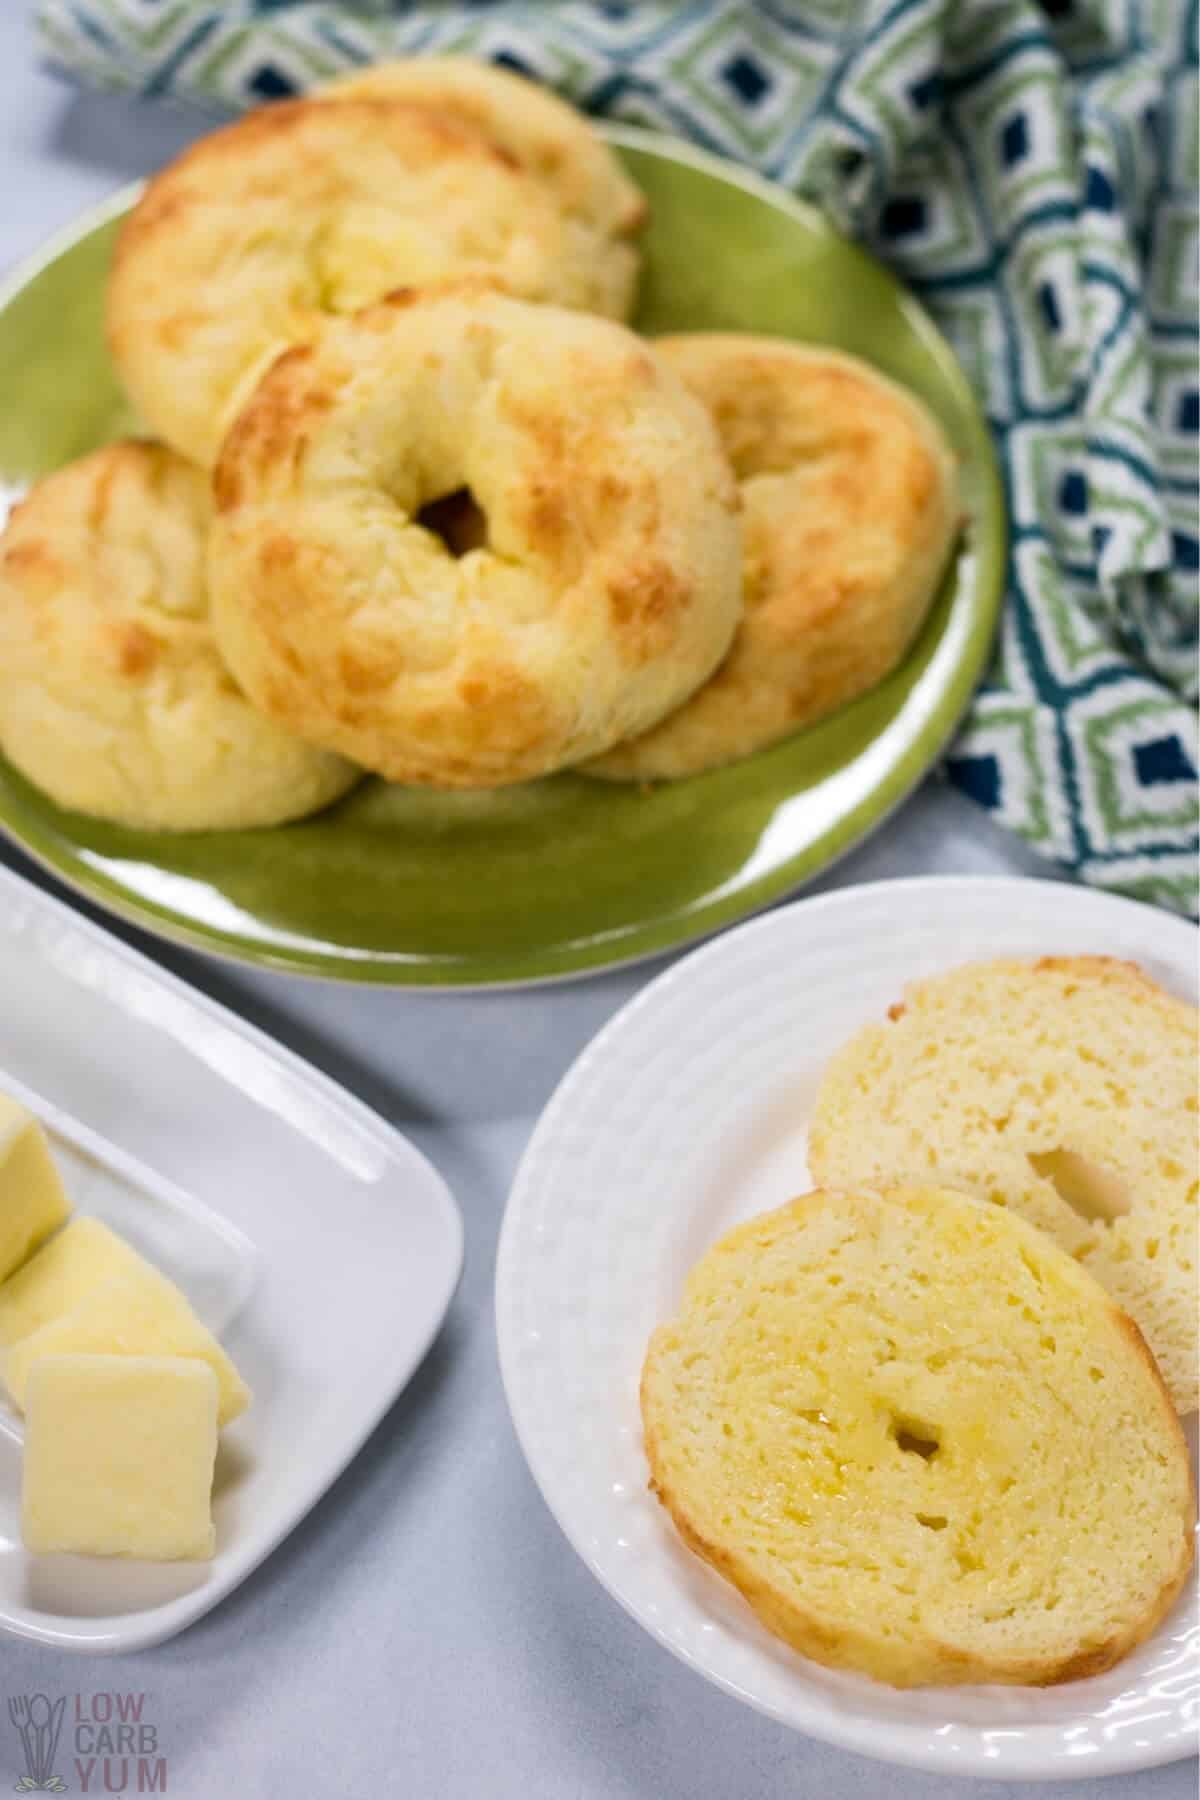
[5, 1266, 250, 1426]
[0, 1093, 70, 1284]
[22, 1353, 217, 1560]
[0, 1217, 151, 1347]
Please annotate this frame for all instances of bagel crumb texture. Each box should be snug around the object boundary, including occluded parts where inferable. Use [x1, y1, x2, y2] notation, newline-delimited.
[808, 957, 1199, 1412]
[641, 1184, 1195, 1687]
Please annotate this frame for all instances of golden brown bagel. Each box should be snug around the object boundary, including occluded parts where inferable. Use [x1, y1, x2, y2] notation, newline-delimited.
[208, 287, 743, 787]
[108, 95, 640, 467]
[320, 56, 646, 241]
[587, 336, 960, 779]
[0, 442, 359, 830]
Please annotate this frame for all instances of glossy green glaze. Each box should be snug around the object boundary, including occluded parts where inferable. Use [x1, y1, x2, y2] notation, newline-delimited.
[0, 127, 1005, 986]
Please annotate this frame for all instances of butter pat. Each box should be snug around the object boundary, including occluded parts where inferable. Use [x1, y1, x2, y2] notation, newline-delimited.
[22, 1353, 218, 1560]
[0, 1217, 150, 1348]
[5, 1267, 250, 1426]
[0, 1093, 70, 1284]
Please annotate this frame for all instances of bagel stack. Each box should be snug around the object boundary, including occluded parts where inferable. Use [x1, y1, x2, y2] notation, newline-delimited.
[1, 55, 962, 825]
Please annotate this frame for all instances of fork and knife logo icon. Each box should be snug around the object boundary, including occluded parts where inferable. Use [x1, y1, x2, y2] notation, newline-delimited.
[7, 1696, 66, 1793]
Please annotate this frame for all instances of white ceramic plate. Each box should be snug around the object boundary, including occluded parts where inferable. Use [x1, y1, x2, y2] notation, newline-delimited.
[496, 876, 1199, 1781]
[0, 863, 463, 1651]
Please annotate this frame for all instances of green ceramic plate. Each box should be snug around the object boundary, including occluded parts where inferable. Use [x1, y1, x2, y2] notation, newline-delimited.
[0, 126, 1004, 987]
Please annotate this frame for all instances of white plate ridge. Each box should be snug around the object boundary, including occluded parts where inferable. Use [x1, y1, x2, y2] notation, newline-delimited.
[496, 876, 1199, 1781]
[0, 863, 463, 1650]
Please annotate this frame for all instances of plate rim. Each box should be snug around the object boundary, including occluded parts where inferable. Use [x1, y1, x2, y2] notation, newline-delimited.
[0, 129, 1006, 989]
[0, 860, 465, 1652]
[495, 873, 1198, 1780]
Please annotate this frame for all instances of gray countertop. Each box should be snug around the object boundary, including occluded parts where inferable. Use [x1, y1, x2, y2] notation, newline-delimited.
[0, 11, 1193, 1794]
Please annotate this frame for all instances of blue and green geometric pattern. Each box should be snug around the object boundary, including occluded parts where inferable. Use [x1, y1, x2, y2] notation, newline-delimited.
[34, 0, 1200, 916]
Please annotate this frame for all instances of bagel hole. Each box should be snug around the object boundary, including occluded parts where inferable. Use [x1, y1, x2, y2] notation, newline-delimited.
[1028, 1147, 1132, 1224]
[417, 487, 489, 558]
[890, 1415, 940, 1461]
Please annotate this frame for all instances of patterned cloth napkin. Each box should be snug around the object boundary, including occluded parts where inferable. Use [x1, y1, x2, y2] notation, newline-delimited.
[35, 0, 1200, 914]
